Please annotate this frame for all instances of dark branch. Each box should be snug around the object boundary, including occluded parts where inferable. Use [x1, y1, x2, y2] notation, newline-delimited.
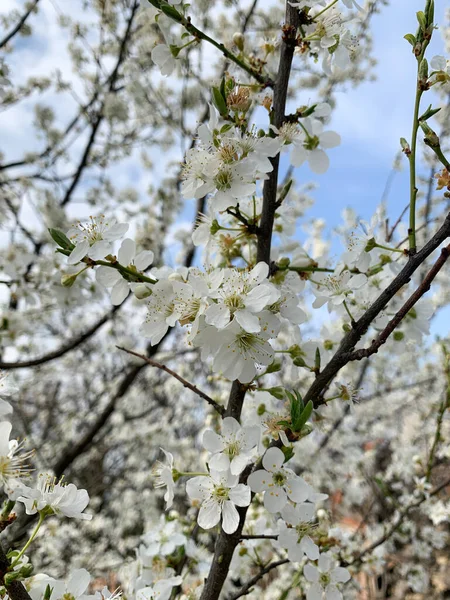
[346, 243, 450, 361]
[116, 346, 225, 416]
[0, 0, 40, 50]
[227, 559, 290, 600]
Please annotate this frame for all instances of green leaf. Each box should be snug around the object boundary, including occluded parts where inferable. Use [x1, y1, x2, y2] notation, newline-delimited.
[48, 228, 74, 250]
[220, 123, 233, 134]
[266, 386, 285, 400]
[290, 396, 302, 431]
[294, 400, 313, 432]
[211, 86, 228, 117]
[404, 33, 416, 47]
[314, 347, 321, 371]
[160, 2, 183, 22]
[419, 104, 441, 121]
[416, 10, 427, 31]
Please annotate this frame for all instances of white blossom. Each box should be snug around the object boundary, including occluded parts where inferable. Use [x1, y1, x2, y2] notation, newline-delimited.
[186, 470, 251, 534]
[247, 447, 311, 513]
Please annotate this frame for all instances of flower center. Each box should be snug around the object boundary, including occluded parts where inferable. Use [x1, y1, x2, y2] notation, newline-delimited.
[225, 440, 241, 459]
[212, 484, 230, 502]
[215, 168, 233, 191]
[319, 572, 331, 586]
[225, 293, 244, 312]
[272, 471, 286, 487]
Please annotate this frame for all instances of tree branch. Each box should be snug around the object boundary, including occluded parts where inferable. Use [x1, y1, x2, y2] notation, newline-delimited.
[199, 5, 300, 599]
[345, 243, 450, 361]
[0, 307, 119, 370]
[0, 0, 40, 50]
[301, 211, 450, 409]
[227, 559, 290, 600]
[116, 346, 224, 416]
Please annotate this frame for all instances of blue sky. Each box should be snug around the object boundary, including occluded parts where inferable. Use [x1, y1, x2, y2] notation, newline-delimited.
[1, 0, 449, 334]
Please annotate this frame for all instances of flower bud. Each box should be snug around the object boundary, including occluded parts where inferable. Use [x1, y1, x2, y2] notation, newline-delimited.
[61, 273, 79, 288]
[232, 32, 245, 52]
[134, 284, 152, 299]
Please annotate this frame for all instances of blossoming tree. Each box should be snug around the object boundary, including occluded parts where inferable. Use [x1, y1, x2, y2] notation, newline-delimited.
[0, 0, 449, 599]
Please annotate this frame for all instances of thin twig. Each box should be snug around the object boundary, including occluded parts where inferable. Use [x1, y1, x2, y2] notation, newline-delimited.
[346, 243, 450, 361]
[116, 346, 224, 416]
[227, 559, 290, 600]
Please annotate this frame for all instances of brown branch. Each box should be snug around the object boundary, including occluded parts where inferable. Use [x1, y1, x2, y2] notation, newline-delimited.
[0, 307, 119, 370]
[0, 0, 40, 50]
[116, 346, 224, 416]
[301, 211, 450, 410]
[239, 534, 277, 540]
[227, 559, 290, 600]
[345, 243, 450, 362]
[199, 4, 300, 600]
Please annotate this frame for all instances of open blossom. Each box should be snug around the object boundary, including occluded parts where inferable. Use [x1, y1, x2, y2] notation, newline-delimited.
[277, 503, 320, 561]
[140, 515, 186, 558]
[0, 421, 33, 492]
[136, 577, 183, 600]
[151, 448, 176, 510]
[0, 372, 15, 416]
[28, 569, 92, 600]
[186, 470, 251, 534]
[17, 474, 92, 520]
[205, 262, 280, 333]
[311, 271, 367, 310]
[202, 417, 261, 475]
[194, 311, 280, 383]
[290, 119, 341, 174]
[67, 216, 129, 265]
[151, 44, 176, 76]
[142, 280, 178, 345]
[248, 447, 311, 513]
[304, 553, 351, 600]
[96, 238, 154, 305]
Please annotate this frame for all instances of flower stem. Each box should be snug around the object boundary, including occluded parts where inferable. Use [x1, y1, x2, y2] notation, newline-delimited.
[11, 512, 46, 567]
[408, 79, 424, 254]
[312, 0, 339, 21]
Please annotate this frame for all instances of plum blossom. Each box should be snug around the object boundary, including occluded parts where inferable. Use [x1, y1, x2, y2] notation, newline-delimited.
[311, 271, 367, 310]
[0, 421, 33, 492]
[205, 262, 280, 333]
[247, 447, 311, 513]
[186, 470, 251, 534]
[194, 311, 280, 383]
[277, 503, 320, 561]
[304, 553, 351, 600]
[151, 44, 176, 76]
[96, 238, 154, 305]
[136, 577, 183, 600]
[17, 473, 92, 520]
[151, 448, 176, 510]
[0, 372, 15, 416]
[290, 119, 341, 174]
[202, 417, 261, 475]
[140, 515, 186, 558]
[28, 569, 92, 600]
[142, 280, 178, 345]
[67, 216, 129, 265]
